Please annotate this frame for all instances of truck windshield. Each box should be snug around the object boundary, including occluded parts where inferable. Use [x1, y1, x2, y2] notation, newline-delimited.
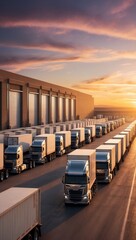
[5, 153, 17, 160]
[65, 174, 87, 184]
[96, 162, 108, 169]
[31, 147, 42, 152]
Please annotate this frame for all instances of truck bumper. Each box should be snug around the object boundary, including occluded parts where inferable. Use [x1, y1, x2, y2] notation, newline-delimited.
[64, 194, 89, 205]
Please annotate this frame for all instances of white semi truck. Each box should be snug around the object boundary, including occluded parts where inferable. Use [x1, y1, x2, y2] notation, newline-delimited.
[96, 144, 116, 183]
[0, 187, 41, 240]
[31, 134, 56, 163]
[4, 134, 34, 174]
[85, 125, 96, 144]
[62, 149, 97, 205]
[71, 128, 85, 149]
[55, 131, 71, 156]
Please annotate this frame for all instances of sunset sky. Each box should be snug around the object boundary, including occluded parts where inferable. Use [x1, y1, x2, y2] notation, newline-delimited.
[0, 0, 136, 107]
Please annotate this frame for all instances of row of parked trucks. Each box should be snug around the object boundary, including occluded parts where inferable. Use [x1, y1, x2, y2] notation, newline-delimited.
[0, 117, 125, 180]
[62, 120, 136, 205]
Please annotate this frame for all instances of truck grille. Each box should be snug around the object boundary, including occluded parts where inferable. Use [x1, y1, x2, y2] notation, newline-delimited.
[69, 189, 83, 201]
[5, 162, 13, 169]
[32, 155, 39, 161]
[96, 173, 105, 180]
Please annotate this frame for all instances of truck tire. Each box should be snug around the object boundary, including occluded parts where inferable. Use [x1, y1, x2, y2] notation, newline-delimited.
[0, 172, 4, 181]
[32, 161, 36, 168]
[18, 167, 21, 174]
[29, 161, 33, 169]
[33, 227, 39, 240]
[5, 169, 9, 179]
[26, 233, 32, 240]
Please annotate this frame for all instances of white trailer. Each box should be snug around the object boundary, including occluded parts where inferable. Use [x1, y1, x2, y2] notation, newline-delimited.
[7, 134, 32, 153]
[104, 139, 122, 169]
[113, 134, 126, 160]
[34, 134, 56, 161]
[62, 149, 96, 204]
[0, 187, 41, 240]
[120, 131, 130, 149]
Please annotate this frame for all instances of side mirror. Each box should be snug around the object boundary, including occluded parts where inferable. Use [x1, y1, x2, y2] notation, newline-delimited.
[62, 175, 65, 184]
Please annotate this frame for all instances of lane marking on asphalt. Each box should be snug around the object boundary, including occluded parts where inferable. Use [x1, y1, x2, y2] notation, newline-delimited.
[120, 163, 136, 240]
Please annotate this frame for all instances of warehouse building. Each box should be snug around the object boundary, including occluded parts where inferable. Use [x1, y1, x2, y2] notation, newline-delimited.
[0, 70, 94, 130]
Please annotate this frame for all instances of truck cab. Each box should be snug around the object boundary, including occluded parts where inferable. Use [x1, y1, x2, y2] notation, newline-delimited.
[63, 160, 91, 204]
[55, 135, 65, 156]
[96, 152, 112, 183]
[31, 139, 46, 163]
[95, 126, 102, 138]
[5, 145, 26, 174]
[85, 128, 91, 144]
[71, 131, 79, 149]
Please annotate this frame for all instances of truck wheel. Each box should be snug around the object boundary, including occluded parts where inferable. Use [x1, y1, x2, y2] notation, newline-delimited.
[33, 227, 39, 240]
[29, 161, 33, 169]
[26, 233, 32, 240]
[32, 161, 36, 168]
[5, 170, 9, 179]
[0, 172, 4, 181]
[18, 167, 21, 174]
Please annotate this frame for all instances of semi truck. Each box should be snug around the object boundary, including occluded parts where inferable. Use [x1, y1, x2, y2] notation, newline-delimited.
[31, 134, 56, 163]
[85, 125, 96, 143]
[104, 139, 122, 170]
[0, 143, 9, 181]
[62, 149, 97, 205]
[4, 134, 34, 174]
[96, 144, 116, 183]
[71, 128, 85, 149]
[0, 187, 41, 240]
[95, 125, 102, 137]
[55, 131, 71, 156]
[4, 145, 35, 174]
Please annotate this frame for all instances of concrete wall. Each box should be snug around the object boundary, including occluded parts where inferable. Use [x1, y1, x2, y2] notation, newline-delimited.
[0, 69, 94, 130]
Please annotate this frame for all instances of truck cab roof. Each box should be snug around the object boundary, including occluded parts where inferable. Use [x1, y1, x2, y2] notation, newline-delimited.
[66, 160, 88, 175]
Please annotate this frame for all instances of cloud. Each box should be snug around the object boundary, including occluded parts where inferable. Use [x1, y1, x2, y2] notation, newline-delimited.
[0, 0, 136, 41]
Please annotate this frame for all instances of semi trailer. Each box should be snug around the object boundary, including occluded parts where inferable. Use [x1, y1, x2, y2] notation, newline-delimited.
[0, 187, 41, 240]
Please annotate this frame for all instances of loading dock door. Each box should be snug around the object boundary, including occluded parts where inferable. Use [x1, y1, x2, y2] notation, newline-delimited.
[42, 95, 49, 124]
[29, 93, 38, 126]
[65, 98, 70, 121]
[52, 96, 57, 123]
[71, 99, 75, 120]
[59, 97, 64, 122]
[9, 91, 21, 128]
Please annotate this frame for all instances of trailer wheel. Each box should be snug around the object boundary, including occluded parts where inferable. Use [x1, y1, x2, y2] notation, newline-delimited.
[0, 172, 4, 181]
[33, 227, 39, 240]
[5, 170, 9, 179]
